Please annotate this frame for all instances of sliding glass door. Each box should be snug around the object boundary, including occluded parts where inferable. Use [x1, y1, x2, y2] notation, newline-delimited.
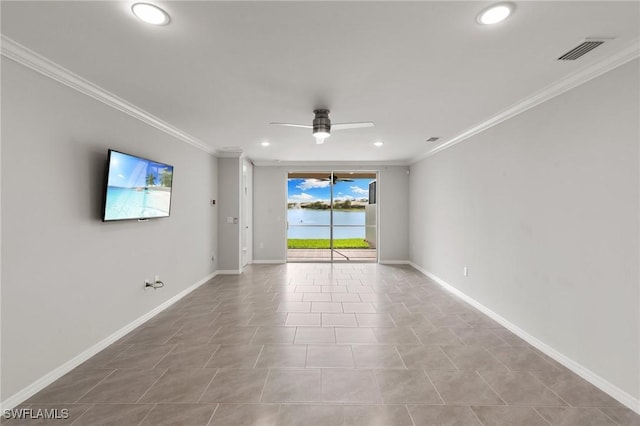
[287, 171, 377, 263]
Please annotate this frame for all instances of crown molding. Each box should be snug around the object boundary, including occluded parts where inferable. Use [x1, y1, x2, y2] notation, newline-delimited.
[251, 159, 410, 167]
[411, 38, 640, 164]
[1, 35, 216, 155]
[4, 32, 637, 164]
[217, 150, 244, 159]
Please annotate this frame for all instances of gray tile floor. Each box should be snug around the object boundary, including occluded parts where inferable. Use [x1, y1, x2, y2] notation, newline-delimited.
[10, 264, 639, 425]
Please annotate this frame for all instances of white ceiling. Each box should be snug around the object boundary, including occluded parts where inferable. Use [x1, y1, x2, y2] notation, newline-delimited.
[2, 1, 638, 164]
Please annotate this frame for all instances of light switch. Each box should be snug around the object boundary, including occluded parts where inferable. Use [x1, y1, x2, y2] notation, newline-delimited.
[227, 217, 234, 224]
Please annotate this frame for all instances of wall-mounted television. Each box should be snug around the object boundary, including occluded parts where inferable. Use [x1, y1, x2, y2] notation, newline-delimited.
[102, 150, 174, 222]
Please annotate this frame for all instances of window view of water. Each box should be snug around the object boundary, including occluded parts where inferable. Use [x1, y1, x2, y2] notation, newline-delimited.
[287, 209, 366, 239]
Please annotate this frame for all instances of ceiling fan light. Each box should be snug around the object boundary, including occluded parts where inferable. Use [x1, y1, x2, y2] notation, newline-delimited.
[313, 131, 330, 144]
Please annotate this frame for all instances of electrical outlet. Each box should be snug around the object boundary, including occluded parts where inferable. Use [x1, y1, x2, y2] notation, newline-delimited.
[463, 267, 468, 277]
[146, 276, 165, 290]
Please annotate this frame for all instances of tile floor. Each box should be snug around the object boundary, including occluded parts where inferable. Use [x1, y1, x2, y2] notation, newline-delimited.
[8, 264, 639, 425]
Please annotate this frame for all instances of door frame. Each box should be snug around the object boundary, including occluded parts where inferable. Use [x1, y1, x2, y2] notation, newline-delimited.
[241, 159, 252, 268]
[285, 169, 379, 263]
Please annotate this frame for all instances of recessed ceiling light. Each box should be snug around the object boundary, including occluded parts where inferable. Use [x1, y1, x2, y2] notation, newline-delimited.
[373, 141, 384, 147]
[131, 3, 170, 25]
[261, 141, 270, 147]
[477, 3, 514, 25]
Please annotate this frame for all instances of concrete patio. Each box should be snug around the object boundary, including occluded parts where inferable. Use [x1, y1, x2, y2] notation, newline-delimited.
[287, 248, 377, 262]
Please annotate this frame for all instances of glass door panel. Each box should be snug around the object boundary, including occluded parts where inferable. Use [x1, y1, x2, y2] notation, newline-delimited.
[287, 171, 377, 263]
[287, 172, 332, 262]
[331, 172, 377, 262]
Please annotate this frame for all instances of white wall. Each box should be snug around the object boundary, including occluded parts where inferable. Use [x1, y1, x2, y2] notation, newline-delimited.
[378, 166, 410, 262]
[217, 157, 241, 272]
[253, 167, 293, 262]
[1, 60, 219, 401]
[253, 165, 409, 263]
[409, 59, 639, 403]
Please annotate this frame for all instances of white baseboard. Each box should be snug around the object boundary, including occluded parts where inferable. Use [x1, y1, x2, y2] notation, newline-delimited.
[379, 260, 411, 265]
[408, 261, 640, 415]
[0, 271, 218, 411]
[252, 260, 286, 264]
[216, 269, 242, 275]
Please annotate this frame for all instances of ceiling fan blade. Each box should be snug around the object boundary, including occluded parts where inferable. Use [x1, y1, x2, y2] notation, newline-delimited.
[332, 122, 375, 130]
[269, 122, 313, 129]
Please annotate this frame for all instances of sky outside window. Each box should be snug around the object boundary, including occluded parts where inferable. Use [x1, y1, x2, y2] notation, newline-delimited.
[287, 178, 371, 204]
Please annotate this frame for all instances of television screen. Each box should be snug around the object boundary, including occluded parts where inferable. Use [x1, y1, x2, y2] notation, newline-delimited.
[102, 150, 174, 221]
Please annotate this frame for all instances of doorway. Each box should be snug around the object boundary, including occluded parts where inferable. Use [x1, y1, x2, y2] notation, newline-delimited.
[286, 171, 378, 263]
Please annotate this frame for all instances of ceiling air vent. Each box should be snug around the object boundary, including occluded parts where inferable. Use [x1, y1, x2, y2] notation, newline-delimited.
[557, 39, 609, 60]
[426, 137, 440, 142]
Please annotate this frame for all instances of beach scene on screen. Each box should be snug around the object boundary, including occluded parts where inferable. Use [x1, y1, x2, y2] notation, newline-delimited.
[104, 151, 173, 220]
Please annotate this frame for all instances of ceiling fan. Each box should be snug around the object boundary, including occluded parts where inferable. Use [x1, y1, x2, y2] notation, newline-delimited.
[320, 175, 354, 185]
[270, 109, 374, 144]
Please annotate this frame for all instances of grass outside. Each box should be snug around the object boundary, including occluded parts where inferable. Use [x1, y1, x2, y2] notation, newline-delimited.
[288, 239, 370, 249]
